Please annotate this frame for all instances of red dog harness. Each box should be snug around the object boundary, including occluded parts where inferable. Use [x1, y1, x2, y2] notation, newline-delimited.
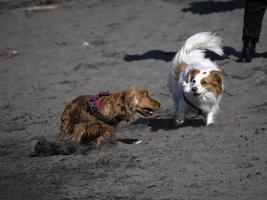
[87, 91, 121, 125]
[88, 95, 107, 111]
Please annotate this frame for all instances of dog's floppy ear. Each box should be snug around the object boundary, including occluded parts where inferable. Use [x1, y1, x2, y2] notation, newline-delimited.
[210, 70, 223, 86]
[121, 91, 135, 122]
[188, 68, 200, 82]
[211, 70, 224, 76]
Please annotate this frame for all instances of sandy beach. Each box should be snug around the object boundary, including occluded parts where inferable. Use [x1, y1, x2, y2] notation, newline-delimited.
[0, 0, 267, 199]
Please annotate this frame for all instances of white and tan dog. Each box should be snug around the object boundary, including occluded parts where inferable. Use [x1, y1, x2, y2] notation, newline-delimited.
[167, 32, 224, 126]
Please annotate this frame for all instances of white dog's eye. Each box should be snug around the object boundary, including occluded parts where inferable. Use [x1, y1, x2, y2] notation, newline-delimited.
[192, 80, 196, 84]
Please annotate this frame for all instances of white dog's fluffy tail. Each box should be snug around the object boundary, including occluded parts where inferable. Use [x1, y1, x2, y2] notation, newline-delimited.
[175, 32, 223, 64]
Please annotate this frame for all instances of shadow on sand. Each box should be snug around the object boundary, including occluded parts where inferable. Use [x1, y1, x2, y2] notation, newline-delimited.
[131, 117, 205, 132]
[182, 0, 245, 15]
[124, 50, 176, 62]
[124, 47, 267, 63]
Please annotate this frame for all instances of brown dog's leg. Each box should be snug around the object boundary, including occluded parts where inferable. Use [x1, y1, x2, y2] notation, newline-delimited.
[96, 131, 113, 146]
[60, 102, 78, 140]
[60, 120, 74, 141]
[70, 120, 115, 146]
[95, 124, 114, 146]
[71, 122, 103, 144]
[71, 123, 87, 143]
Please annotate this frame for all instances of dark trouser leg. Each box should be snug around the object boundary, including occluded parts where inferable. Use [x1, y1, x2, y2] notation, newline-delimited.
[243, 0, 266, 41]
[239, 0, 266, 62]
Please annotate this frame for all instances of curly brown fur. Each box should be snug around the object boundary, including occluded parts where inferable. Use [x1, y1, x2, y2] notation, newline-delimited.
[59, 88, 160, 146]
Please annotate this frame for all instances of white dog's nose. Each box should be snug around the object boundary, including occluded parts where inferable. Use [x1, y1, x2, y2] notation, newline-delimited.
[192, 87, 197, 92]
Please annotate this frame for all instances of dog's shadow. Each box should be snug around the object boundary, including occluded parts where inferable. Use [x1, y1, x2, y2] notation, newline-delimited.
[131, 117, 205, 132]
[181, 0, 244, 15]
[117, 138, 140, 144]
[124, 47, 267, 63]
[123, 46, 239, 62]
[124, 50, 175, 62]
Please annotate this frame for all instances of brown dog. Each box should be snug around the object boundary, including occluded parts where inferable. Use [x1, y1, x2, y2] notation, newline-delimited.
[59, 88, 160, 145]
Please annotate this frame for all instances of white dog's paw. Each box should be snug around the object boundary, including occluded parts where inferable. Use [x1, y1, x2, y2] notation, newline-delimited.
[174, 119, 184, 126]
[206, 114, 215, 126]
[174, 117, 184, 126]
[207, 122, 215, 127]
[206, 119, 215, 126]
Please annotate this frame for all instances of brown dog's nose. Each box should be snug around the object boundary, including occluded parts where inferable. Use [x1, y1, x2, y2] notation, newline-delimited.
[155, 98, 161, 107]
[157, 101, 161, 109]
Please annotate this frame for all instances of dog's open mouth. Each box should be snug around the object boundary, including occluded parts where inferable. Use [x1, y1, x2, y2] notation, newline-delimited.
[193, 93, 202, 97]
[137, 107, 155, 117]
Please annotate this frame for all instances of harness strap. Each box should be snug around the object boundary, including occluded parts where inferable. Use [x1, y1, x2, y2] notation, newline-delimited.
[87, 92, 121, 125]
[182, 91, 203, 115]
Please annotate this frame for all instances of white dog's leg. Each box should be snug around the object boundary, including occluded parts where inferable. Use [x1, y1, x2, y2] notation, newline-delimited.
[206, 105, 219, 125]
[206, 112, 214, 125]
[174, 81, 191, 126]
[175, 97, 186, 126]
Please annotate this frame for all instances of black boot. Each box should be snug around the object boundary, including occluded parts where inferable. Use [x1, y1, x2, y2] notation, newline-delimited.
[238, 39, 256, 63]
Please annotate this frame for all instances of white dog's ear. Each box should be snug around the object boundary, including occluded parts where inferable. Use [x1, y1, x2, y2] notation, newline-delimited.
[183, 81, 191, 92]
[188, 68, 200, 82]
[182, 81, 187, 87]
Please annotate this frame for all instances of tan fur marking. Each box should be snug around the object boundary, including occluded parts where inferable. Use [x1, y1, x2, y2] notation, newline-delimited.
[172, 62, 186, 80]
[189, 68, 200, 82]
[201, 71, 223, 97]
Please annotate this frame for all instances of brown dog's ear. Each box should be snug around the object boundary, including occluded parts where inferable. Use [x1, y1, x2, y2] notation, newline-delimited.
[188, 68, 200, 82]
[210, 70, 223, 86]
[121, 92, 134, 122]
[211, 70, 224, 76]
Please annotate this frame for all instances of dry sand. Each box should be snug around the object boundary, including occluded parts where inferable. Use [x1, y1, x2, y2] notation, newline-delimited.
[0, 0, 267, 199]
